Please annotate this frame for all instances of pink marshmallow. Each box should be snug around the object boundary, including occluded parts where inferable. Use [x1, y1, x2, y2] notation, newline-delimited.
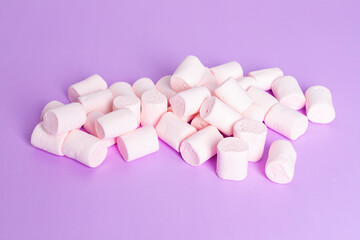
[40, 100, 64, 121]
[241, 103, 266, 122]
[210, 61, 243, 85]
[246, 86, 278, 114]
[83, 111, 116, 147]
[132, 77, 156, 98]
[78, 89, 114, 114]
[271, 76, 306, 110]
[109, 82, 135, 97]
[305, 86, 335, 124]
[190, 114, 210, 131]
[248, 68, 283, 90]
[199, 67, 216, 86]
[237, 76, 257, 90]
[167, 106, 196, 123]
[156, 75, 177, 102]
[68, 74, 107, 102]
[113, 95, 141, 124]
[140, 89, 167, 127]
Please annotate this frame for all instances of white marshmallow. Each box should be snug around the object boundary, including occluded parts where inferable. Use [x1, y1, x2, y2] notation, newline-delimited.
[271, 76, 306, 110]
[40, 100, 64, 121]
[210, 61, 243, 85]
[305, 86, 335, 124]
[78, 89, 114, 114]
[83, 111, 116, 147]
[113, 95, 141, 124]
[233, 119, 267, 162]
[31, 122, 69, 156]
[43, 102, 86, 135]
[62, 129, 108, 168]
[156, 75, 177, 102]
[202, 80, 217, 96]
[117, 126, 159, 162]
[167, 106, 196, 123]
[180, 126, 223, 166]
[170, 55, 206, 92]
[190, 114, 210, 131]
[95, 109, 138, 139]
[246, 86, 278, 114]
[156, 112, 197, 152]
[214, 77, 253, 113]
[248, 68, 283, 90]
[68, 74, 107, 102]
[200, 96, 242, 136]
[241, 103, 266, 122]
[140, 89, 168, 127]
[109, 82, 135, 97]
[199, 67, 216, 86]
[132, 77, 156, 98]
[216, 137, 249, 181]
[237, 76, 257, 91]
[265, 140, 296, 184]
[265, 103, 308, 140]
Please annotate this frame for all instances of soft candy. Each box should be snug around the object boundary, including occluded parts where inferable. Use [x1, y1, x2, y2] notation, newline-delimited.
[141, 89, 167, 127]
[40, 100, 64, 121]
[190, 114, 210, 131]
[305, 86, 335, 124]
[271, 76, 305, 110]
[113, 95, 141, 124]
[156, 75, 177, 102]
[199, 67, 216, 86]
[132, 77, 156, 98]
[68, 74, 107, 102]
[248, 68, 283, 90]
[237, 76, 257, 91]
[210, 61, 243, 85]
[167, 107, 196, 123]
[109, 82, 135, 97]
[83, 111, 116, 147]
[246, 86, 278, 114]
[241, 103, 265, 122]
[78, 89, 114, 114]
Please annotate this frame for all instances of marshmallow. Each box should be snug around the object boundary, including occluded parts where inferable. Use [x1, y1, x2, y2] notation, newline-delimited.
[140, 89, 167, 127]
[113, 95, 141, 124]
[180, 126, 223, 166]
[241, 103, 265, 122]
[271, 76, 305, 110]
[31, 122, 69, 156]
[167, 106, 196, 123]
[202, 80, 217, 96]
[170, 86, 211, 117]
[214, 77, 253, 113]
[83, 111, 116, 147]
[305, 86, 335, 124]
[265, 103, 308, 140]
[68, 74, 107, 102]
[156, 75, 177, 102]
[246, 86, 278, 114]
[78, 89, 114, 114]
[237, 76, 257, 91]
[156, 112, 197, 152]
[132, 77, 156, 98]
[109, 82, 135, 97]
[199, 67, 216, 86]
[62, 129, 108, 168]
[40, 100, 64, 121]
[210, 61, 243, 85]
[43, 102, 86, 135]
[216, 137, 249, 181]
[248, 68, 283, 90]
[190, 114, 210, 131]
[233, 119, 267, 162]
[265, 140, 296, 184]
[170, 55, 206, 92]
[200, 96, 242, 136]
[95, 108, 138, 139]
[117, 126, 159, 162]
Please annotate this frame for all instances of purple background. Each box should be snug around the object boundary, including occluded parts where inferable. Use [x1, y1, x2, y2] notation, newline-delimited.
[1, 0, 359, 239]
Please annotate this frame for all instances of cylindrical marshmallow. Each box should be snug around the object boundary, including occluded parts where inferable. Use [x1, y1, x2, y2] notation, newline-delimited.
[201, 81, 217, 96]
[155, 112, 197, 152]
[305, 86, 335, 124]
[43, 102, 86, 135]
[62, 129, 108, 168]
[246, 86, 278, 114]
[95, 108, 138, 139]
[190, 114, 210, 131]
[140, 89, 167, 127]
[170, 55, 206, 92]
[113, 95, 141, 124]
[170, 86, 211, 117]
[117, 126, 159, 162]
[31, 122, 69, 156]
[167, 107, 196, 123]
[83, 111, 116, 147]
[68, 74, 107, 102]
[132, 77, 156, 98]
[216, 137, 249, 181]
[78, 89, 114, 114]
[233, 119, 267, 162]
[156, 75, 177, 102]
[214, 77, 253, 113]
[241, 103, 266, 122]
[109, 82, 135, 97]
[265, 140, 296, 184]
[265, 103, 308, 140]
[210, 61, 243, 85]
[40, 100, 64, 121]
[248, 68, 283, 90]
[180, 126, 224, 166]
[271, 76, 306, 110]
[200, 96, 242, 136]
[199, 67, 216, 86]
[237, 76, 257, 91]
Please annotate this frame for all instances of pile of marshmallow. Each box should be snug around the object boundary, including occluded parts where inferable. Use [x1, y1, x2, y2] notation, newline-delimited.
[31, 55, 335, 184]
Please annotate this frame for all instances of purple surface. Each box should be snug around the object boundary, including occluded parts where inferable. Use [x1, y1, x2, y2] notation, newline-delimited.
[1, 0, 359, 239]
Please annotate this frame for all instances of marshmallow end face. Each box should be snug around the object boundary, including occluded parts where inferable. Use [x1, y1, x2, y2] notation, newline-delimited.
[266, 160, 292, 184]
[217, 137, 249, 153]
[43, 111, 59, 134]
[199, 96, 216, 119]
[94, 120, 105, 139]
[87, 142, 108, 167]
[170, 76, 191, 92]
[117, 137, 129, 161]
[307, 104, 335, 124]
[234, 118, 267, 136]
[169, 94, 185, 116]
[290, 116, 309, 140]
[180, 141, 200, 166]
[68, 87, 80, 102]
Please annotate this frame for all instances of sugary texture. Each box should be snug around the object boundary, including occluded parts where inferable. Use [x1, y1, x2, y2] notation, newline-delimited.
[156, 75, 177, 103]
[155, 112, 197, 152]
[233, 119, 267, 162]
[113, 95, 141, 124]
[95, 108, 138, 139]
[109, 82, 135, 97]
[62, 129, 108, 168]
[68, 74, 108, 102]
[40, 100, 64, 121]
[305, 86, 335, 124]
[167, 107, 196, 123]
[169, 86, 211, 117]
[265, 140, 296, 184]
[210, 61, 243, 85]
[180, 126, 223, 166]
[246, 86, 278, 114]
[170, 55, 206, 92]
[190, 114, 210, 131]
[200, 96, 242, 136]
[43, 102, 86, 135]
[141, 89, 168, 127]
[237, 76, 257, 91]
[117, 126, 159, 162]
[31, 122, 69, 156]
[132, 77, 156, 98]
[248, 68, 283, 90]
[241, 103, 265, 122]
[214, 77, 253, 113]
[78, 89, 114, 114]
[83, 111, 116, 147]
[216, 137, 249, 181]
[265, 103, 308, 140]
[271, 76, 306, 110]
